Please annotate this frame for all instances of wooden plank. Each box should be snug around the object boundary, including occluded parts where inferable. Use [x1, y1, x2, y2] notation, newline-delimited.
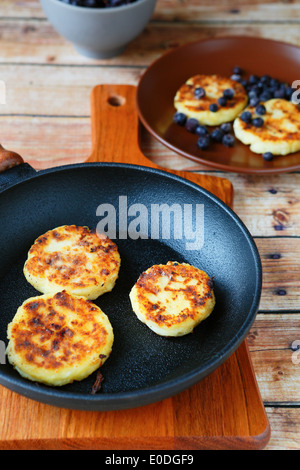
[0, 20, 300, 65]
[256, 239, 300, 311]
[248, 314, 300, 402]
[2, 0, 300, 23]
[0, 116, 92, 169]
[265, 408, 300, 450]
[0, 0, 299, 450]
[0, 342, 270, 450]
[154, 0, 300, 23]
[1, 117, 300, 241]
[0, 85, 269, 450]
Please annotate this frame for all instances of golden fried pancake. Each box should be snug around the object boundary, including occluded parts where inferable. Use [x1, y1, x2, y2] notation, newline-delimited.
[23, 225, 121, 300]
[129, 261, 215, 337]
[174, 74, 248, 125]
[6, 291, 114, 386]
[233, 98, 300, 155]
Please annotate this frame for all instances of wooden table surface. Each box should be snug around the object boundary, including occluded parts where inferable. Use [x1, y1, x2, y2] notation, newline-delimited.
[0, 0, 299, 451]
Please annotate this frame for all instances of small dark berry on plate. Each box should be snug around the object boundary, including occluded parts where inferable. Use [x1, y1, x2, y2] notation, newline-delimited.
[260, 91, 273, 101]
[252, 118, 264, 127]
[59, 0, 138, 7]
[248, 89, 259, 99]
[223, 88, 235, 99]
[263, 152, 274, 161]
[185, 118, 199, 133]
[231, 74, 242, 82]
[220, 122, 232, 133]
[209, 103, 219, 112]
[260, 75, 271, 85]
[270, 78, 280, 89]
[195, 125, 209, 136]
[197, 135, 211, 150]
[194, 87, 206, 99]
[252, 117, 264, 127]
[285, 86, 294, 100]
[210, 128, 224, 142]
[256, 104, 266, 115]
[249, 97, 260, 107]
[274, 88, 286, 99]
[240, 111, 252, 123]
[218, 97, 227, 107]
[173, 112, 187, 126]
[222, 134, 235, 147]
[248, 74, 259, 85]
[233, 66, 243, 75]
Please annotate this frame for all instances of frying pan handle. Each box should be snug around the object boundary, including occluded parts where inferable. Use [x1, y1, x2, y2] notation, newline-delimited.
[0, 144, 36, 191]
[0, 144, 24, 172]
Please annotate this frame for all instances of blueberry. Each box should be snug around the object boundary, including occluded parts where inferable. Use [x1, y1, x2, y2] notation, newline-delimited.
[252, 117, 264, 127]
[222, 134, 235, 147]
[285, 87, 294, 100]
[220, 122, 232, 133]
[185, 118, 199, 133]
[249, 97, 260, 107]
[231, 74, 242, 82]
[263, 152, 274, 161]
[270, 78, 280, 89]
[195, 125, 209, 136]
[255, 104, 266, 115]
[210, 128, 224, 142]
[248, 74, 259, 85]
[59, 0, 137, 6]
[274, 88, 286, 99]
[260, 74, 271, 85]
[240, 111, 252, 123]
[260, 91, 272, 101]
[209, 103, 219, 112]
[248, 90, 259, 99]
[218, 97, 227, 107]
[194, 87, 206, 99]
[197, 135, 211, 150]
[173, 112, 187, 126]
[233, 66, 243, 75]
[223, 88, 235, 99]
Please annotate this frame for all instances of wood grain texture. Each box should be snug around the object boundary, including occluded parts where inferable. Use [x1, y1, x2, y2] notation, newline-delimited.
[87, 84, 233, 205]
[0, 83, 269, 450]
[0, 0, 299, 450]
[0, 343, 270, 450]
[2, 0, 300, 22]
[1, 21, 300, 66]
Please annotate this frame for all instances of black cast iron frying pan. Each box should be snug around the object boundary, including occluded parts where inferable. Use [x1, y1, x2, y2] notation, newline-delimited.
[0, 85, 262, 411]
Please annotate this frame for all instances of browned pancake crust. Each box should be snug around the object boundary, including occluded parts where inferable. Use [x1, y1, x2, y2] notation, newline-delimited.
[24, 225, 120, 292]
[134, 262, 214, 328]
[175, 74, 247, 113]
[8, 291, 110, 372]
[238, 100, 300, 143]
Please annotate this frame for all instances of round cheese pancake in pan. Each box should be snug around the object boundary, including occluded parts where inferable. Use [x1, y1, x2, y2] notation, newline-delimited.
[234, 99, 300, 155]
[174, 74, 248, 126]
[6, 291, 114, 386]
[129, 261, 216, 337]
[23, 225, 121, 300]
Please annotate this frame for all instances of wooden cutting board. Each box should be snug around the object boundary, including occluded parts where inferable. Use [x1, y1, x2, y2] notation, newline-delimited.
[0, 85, 270, 450]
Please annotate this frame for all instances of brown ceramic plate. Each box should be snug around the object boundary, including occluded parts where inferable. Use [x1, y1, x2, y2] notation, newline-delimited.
[137, 36, 300, 174]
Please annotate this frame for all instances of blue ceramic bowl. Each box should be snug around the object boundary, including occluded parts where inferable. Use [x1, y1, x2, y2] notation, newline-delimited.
[40, 0, 157, 59]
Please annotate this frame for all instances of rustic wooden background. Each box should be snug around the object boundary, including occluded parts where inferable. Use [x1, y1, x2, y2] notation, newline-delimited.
[0, 0, 299, 450]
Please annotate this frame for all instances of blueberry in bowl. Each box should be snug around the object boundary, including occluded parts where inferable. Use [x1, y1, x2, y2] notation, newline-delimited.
[40, 0, 157, 59]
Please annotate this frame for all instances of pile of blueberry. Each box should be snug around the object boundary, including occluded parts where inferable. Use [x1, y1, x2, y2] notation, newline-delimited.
[59, 0, 137, 7]
[230, 66, 295, 104]
[173, 66, 298, 161]
[173, 113, 235, 150]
